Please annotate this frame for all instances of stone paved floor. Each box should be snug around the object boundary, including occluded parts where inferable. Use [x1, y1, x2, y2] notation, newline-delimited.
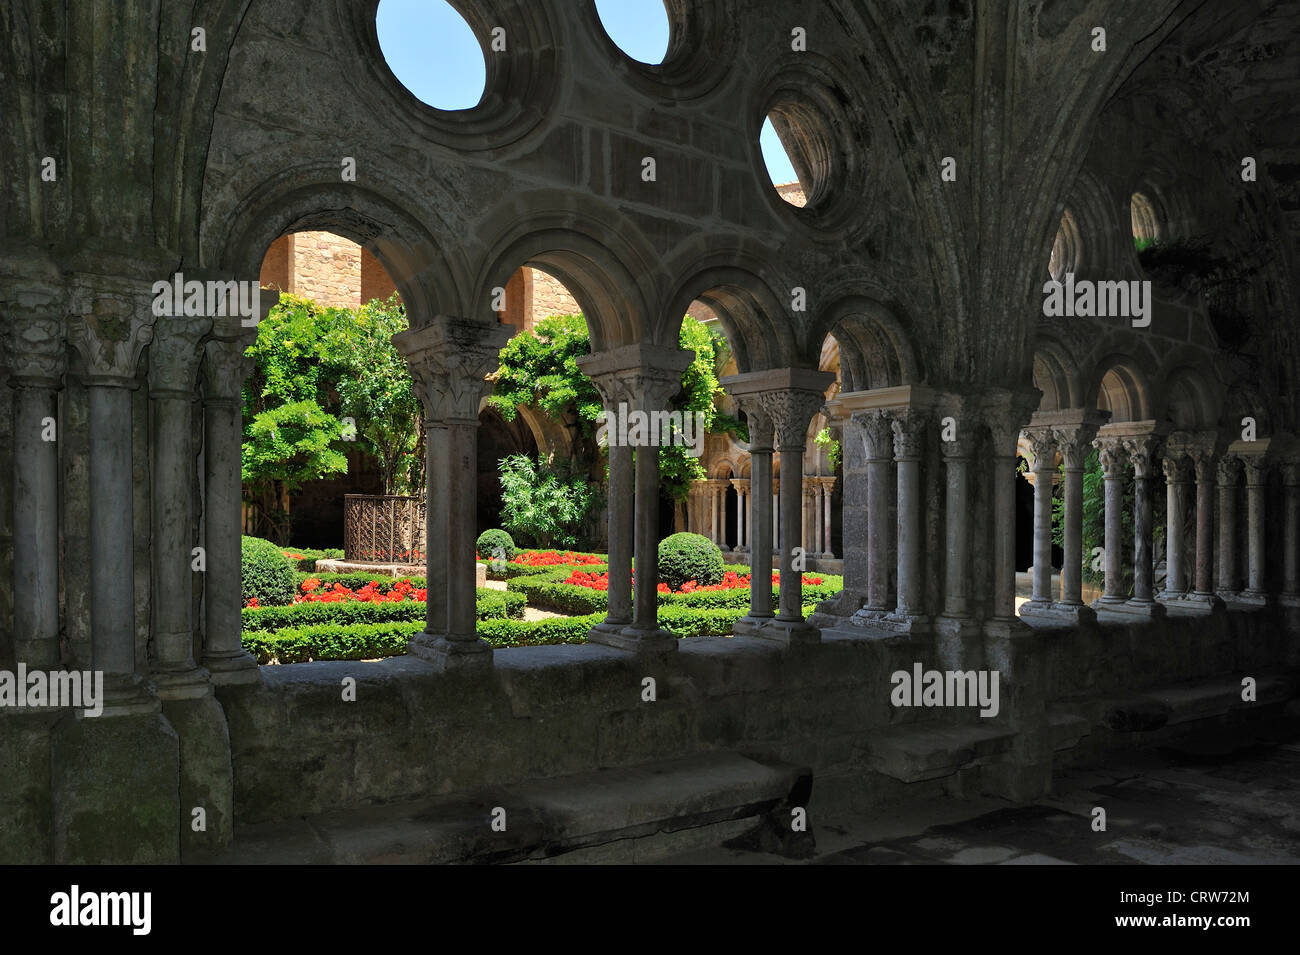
[658, 716, 1300, 864]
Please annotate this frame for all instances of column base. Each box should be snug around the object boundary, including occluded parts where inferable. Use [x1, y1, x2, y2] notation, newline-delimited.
[872, 611, 930, 635]
[587, 619, 632, 643]
[1157, 591, 1226, 615]
[1091, 598, 1167, 621]
[1019, 601, 1096, 625]
[97, 673, 162, 718]
[756, 617, 821, 644]
[1277, 593, 1300, 609]
[591, 625, 677, 654]
[732, 614, 775, 637]
[982, 616, 1033, 640]
[151, 665, 214, 701]
[934, 615, 981, 670]
[1225, 590, 1270, 610]
[204, 649, 261, 685]
[409, 633, 494, 671]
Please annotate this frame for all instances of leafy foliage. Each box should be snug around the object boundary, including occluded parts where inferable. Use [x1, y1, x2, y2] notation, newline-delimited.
[240, 535, 299, 607]
[657, 532, 726, 590]
[322, 294, 423, 496]
[497, 453, 600, 548]
[815, 427, 842, 470]
[476, 528, 518, 565]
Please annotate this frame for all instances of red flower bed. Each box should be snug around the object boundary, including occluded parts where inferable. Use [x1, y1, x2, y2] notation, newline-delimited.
[563, 569, 823, 594]
[511, 550, 603, 567]
[282, 551, 305, 560]
[291, 577, 427, 604]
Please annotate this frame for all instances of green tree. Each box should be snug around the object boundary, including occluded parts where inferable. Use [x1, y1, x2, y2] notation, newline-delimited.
[497, 453, 599, 548]
[488, 313, 742, 504]
[241, 294, 350, 542]
[322, 293, 423, 495]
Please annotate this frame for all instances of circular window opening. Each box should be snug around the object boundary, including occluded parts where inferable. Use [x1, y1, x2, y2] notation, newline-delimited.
[1131, 192, 1160, 252]
[762, 102, 836, 210]
[1048, 209, 1080, 282]
[594, 0, 671, 66]
[375, 0, 486, 111]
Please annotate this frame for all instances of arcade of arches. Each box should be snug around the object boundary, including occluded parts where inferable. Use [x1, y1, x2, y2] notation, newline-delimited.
[3, 0, 1299, 863]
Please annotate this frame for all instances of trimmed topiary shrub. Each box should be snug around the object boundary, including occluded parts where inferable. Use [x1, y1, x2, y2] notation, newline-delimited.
[657, 532, 725, 590]
[476, 528, 517, 564]
[241, 535, 298, 606]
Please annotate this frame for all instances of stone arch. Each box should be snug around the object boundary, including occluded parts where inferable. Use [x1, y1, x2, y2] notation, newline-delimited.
[1059, 168, 1125, 281]
[206, 172, 463, 326]
[473, 192, 662, 350]
[1031, 331, 1084, 411]
[659, 245, 798, 370]
[1088, 356, 1153, 423]
[1151, 347, 1224, 430]
[819, 295, 920, 393]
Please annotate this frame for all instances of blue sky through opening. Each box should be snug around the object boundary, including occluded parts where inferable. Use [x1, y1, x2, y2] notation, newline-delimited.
[375, 0, 799, 185]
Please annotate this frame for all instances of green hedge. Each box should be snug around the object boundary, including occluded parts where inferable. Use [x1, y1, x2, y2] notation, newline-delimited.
[241, 589, 523, 632]
[241, 602, 825, 663]
[294, 571, 427, 592]
[281, 547, 344, 571]
[509, 565, 843, 616]
[241, 536, 298, 606]
[658, 532, 725, 589]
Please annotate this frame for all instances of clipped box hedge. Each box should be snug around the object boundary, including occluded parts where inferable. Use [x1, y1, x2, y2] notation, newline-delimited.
[242, 588, 523, 632]
[240, 601, 825, 664]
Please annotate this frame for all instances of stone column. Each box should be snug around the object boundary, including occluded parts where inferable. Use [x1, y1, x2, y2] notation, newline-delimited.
[772, 484, 779, 550]
[735, 404, 775, 635]
[1241, 455, 1269, 603]
[1055, 424, 1100, 618]
[1159, 455, 1191, 599]
[821, 477, 834, 558]
[582, 344, 693, 653]
[1217, 456, 1242, 596]
[732, 478, 748, 551]
[201, 321, 260, 683]
[1093, 437, 1128, 608]
[1282, 462, 1300, 605]
[758, 381, 834, 643]
[68, 299, 157, 714]
[1190, 450, 1221, 605]
[982, 395, 1039, 630]
[1020, 428, 1058, 611]
[7, 310, 66, 669]
[148, 316, 212, 698]
[586, 371, 634, 642]
[710, 482, 720, 544]
[1124, 435, 1164, 617]
[856, 410, 894, 615]
[395, 316, 513, 671]
[887, 410, 929, 631]
[936, 413, 977, 639]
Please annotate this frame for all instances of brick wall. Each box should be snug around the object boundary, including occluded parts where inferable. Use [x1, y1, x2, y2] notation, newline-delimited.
[529, 267, 582, 320]
[776, 180, 807, 208]
[259, 234, 292, 292]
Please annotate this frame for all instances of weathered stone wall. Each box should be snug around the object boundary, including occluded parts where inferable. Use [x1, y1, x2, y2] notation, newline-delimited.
[291, 231, 363, 309]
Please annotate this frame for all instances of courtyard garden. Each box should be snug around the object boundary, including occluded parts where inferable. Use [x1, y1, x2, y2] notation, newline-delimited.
[239, 530, 842, 664]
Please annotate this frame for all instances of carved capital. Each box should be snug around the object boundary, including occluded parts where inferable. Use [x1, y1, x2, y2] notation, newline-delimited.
[734, 395, 774, 453]
[1123, 435, 1163, 480]
[149, 316, 212, 395]
[1094, 436, 1128, 479]
[849, 409, 894, 461]
[1190, 450, 1218, 484]
[981, 389, 1041, 457]
[891, 410, 928, 461]
[67, 285, 156, 386]
[759, 388, 826, 452]
[1055, 424, 1101, 470]
[6, 310, 66, 387]
[1021, 427, 1058, 473]
[202, 328, 255, 404]
[1217, 456, 1243, 485]
[1161, 454, 1192, 484]
[1240, 455, 1269, 487]
[393, 316, 513, 425]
